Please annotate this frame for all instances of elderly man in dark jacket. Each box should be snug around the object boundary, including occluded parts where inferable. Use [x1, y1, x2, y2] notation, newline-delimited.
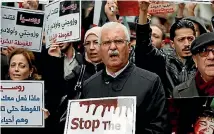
[173, 32, 214, 97]
[135, 1, 197, 97]
[82, 22, 168, 134]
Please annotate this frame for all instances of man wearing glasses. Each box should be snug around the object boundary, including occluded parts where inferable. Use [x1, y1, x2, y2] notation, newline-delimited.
[173, 32, 214, 97]
[82, 22, 168, 133]
[135, 1, 198, 97]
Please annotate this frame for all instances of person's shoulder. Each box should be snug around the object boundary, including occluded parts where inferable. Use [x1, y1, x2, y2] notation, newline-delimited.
[133, 66, 161, 84]
[173, 78, 194, 98]
[83, 70, 103, 87]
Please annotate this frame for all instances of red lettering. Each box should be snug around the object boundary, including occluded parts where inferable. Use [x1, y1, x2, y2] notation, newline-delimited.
[70, 118, 100, 132]
[84, 120, 91, 129]
[92, 120, 100, 132]
[79, 118, 84, 129]
[71, 118, 79, 130]
[58, 31, 72, 39]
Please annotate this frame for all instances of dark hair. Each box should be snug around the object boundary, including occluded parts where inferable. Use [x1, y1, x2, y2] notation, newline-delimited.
[150, 24, 166, 40]
[170, 20, 196, 41]
[199, 110, 214, 119]
[9, 48, 41, 80]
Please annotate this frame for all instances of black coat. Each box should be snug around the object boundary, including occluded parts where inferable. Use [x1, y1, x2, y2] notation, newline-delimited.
[1, 54, 8, 80]
[45, 58, 105, 134]
[83, 59, 105, 81]
[135, 23, 196, 97]
[82, 63, 168, 134]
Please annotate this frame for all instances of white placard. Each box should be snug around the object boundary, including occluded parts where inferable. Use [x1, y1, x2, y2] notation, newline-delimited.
[93, 1, 103, 26]
[0, 81, 45, 128]
[160, 0, 212, 4]
[45, 0, 81, 48]
[1, 6, 45, 52]
[64, 96, 136, 134]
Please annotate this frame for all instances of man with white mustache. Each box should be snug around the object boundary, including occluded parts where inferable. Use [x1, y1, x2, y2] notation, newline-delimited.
[82, 22, 168, 133]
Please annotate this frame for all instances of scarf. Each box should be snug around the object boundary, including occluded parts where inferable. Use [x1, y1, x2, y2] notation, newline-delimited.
[195, 71, 214, 96]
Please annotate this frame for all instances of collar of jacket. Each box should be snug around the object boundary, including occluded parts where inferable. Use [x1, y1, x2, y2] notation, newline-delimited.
[176, 77, 199, 97]
[101, 62, 135, 92]
[62, 51, 83, 65]
[84, 59, 105, 73]
[168, 50, 195, 70]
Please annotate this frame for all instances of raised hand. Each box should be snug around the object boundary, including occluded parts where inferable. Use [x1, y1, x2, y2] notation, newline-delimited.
[22, 0, 39, 10]
[48, 40, 61, 57]
[138, 0, 150, 12]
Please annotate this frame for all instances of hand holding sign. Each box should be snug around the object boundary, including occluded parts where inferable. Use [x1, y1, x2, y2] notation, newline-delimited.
[41, 108, 50, 119]
[105, 0, 118, 22]
[105, 0, 118, 16]
[186, 3, 197, 16]
[138, 0, 150, 12]
[1, 46, 16, 57]
[178, 3, 185, 10]
[48, 40, 61, 58]
[22, 0, 39, 10]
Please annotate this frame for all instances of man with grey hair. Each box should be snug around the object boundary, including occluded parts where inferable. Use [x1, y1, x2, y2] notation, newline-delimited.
[82, 22, 168, 133]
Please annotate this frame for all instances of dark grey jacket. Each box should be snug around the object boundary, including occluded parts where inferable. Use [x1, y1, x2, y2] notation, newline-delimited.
[173, 77, 200, 98]
[135, 23, 196, 97]
[82, 63, 168, 134]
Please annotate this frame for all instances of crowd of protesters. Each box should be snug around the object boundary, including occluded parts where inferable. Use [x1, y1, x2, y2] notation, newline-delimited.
[1, 0, 214, 134]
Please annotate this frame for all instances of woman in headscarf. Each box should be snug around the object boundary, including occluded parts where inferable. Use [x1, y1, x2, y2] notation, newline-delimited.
[82, 26, 104, 80]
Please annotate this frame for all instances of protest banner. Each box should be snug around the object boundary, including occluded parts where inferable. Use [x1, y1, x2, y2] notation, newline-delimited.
[45, 0, 81, 48]
[160, 0, 212, 4]
[1, 0, 49, 4]
[1, 6, 45, 52]
[168, 97, 214, 134]
[0, 81, 45, 128]
[118, 1, 176, 16]
[64, 96, 136, 134]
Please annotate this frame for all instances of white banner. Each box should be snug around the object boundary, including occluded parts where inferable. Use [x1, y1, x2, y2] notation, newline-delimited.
[64, 96, 136, 134]
[1, 6, 45, 52]
[45, 0, 81, 48]
[0, 81, 45, 128]
[159, 0, 212, 4]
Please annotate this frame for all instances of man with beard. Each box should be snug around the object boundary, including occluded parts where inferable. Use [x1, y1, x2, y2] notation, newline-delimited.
[150, 24, 166, 49]
[135, 1, 196, 97]
[43, 41, 83, 133]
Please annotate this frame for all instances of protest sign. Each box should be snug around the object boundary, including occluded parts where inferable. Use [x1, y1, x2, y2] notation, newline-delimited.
[1, 0, 49, 4]
[118, 1, 175, 16]
[168, 97, 214, 134]
[64, 96, 136, 134]
[45, 0, 81, 48]
[93, 1, 103, 26]
[0, 6, 45, 52]
[160, 0, 212, 4]
[0, 81, 45, 128]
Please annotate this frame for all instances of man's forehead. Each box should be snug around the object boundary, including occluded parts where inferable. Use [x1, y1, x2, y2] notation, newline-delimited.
[151, 26, 162, 33]
[101, 27, 125, 38]
[102, 26, 123, 33]
[175, 28, 194, 36]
